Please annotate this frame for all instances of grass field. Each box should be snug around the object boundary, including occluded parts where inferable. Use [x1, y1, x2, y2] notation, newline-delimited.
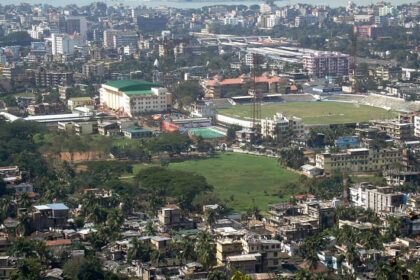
[166, 153, 300, 213]
[217, 102, 396, 125]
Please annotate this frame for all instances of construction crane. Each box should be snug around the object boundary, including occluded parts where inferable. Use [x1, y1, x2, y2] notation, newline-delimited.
[251, 53, 264, 131]
[351, 25, 358, 92]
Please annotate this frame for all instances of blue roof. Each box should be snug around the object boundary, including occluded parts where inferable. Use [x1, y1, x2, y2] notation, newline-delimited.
[46, 203, 69, 211]
[34, 205, 50, 210]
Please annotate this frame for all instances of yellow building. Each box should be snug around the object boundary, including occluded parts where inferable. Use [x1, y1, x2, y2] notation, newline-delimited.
[316, 148, 402, 174]
[216, 238, 243, 265]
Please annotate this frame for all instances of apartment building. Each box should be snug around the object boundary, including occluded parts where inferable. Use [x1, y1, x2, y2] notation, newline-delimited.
[261, 112, 305, 139]
[99, 80, 171, 117]
[414, 115, 420, 138]
[303, 51, 349, 78]
[242, 237, 282, 272]
[82, 61, 105, 78]
[51, 34, 75, 55]
[32, 203, 69, 231]
[316, 148, 402, 174]
[216, 239, 243, 265]
[366, 187, 404, 213]
[34, 68, 73, 87]
[374, 120, 414, 141]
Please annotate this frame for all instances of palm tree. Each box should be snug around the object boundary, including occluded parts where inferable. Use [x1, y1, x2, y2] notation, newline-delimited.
[144, 221, 157, 236]
[374, 260, 391, 280]
[150, 250, 166, 267]
[207, 270, 227, 280]
[106, 208, 124, 232]
[128, 237, 154, 263]
[177, 236, 197, 264]
[195, 231, 216, 270]
[16, 213, 34, 237]
[345, 245, 360, 270]
[204, 208, 217, 229]
[230, 271, 250, 280]
[17, 192, 32, 209]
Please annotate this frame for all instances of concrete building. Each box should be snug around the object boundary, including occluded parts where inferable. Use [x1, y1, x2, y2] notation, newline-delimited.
[413, 115, 420, 138]
[68, 97, 94, 110]
[216, 239, 243, 265]
[224, 17, 239, 25]
[261, 112, 305, 139]
[113, 32, 138, 48]
[122, 126, 154, 139]
[51, 34, 74, 55]
[82, 61, 105, 78]
[205, 73, 284, 98]
[316, 148, 402, 174]
[32, 203, 69, 231]
[374, 120, 413, 141]
[65, 16, 87, 37]
[103, 30, 119, 49]
[295, 15, 318, 27]
[366, 187, 404, 213]
[34, 69, 73, 87]
[99, 80, 171, 117]
[303, 51, 349, 78]
[349, 182, 372, 208]
[227, 253, 262, 274]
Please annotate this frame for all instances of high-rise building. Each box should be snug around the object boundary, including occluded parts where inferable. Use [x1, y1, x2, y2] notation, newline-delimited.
[113, 32, 138, 48]
[82, 61, 105, 78]
[65, 16, 87, 37]
[303, 51, 349, 78]
[51, 34, 75, 55]
[103, 30, 119, 48]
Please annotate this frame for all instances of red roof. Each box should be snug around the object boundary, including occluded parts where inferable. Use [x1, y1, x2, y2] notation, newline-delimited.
[46, 239, 72, 246]
[295, 194, 316, 200]
[298, 262, 328, 274]
[206, 75, 281, 87]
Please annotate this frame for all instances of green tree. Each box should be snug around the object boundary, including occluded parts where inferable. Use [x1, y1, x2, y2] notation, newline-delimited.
[195, 231, 216, 270]
[10, 258, 44, 280]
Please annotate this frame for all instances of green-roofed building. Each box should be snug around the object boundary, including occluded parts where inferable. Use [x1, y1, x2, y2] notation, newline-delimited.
[100, 79, 170, 117]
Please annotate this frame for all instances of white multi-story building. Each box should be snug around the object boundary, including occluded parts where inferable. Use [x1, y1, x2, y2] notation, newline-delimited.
[260, 3, 273, 14]
[224, 17, 239, 25]
[261, 112, 305, 139]
[414, 115, 420, 138]
[303, 51, 350, 78]
[100, 80, 171, 117]
[103, 29, 119, 48]
[349, 182, 372, 208]
[51, 34, 75, 55]
[113, 32, 138, 48]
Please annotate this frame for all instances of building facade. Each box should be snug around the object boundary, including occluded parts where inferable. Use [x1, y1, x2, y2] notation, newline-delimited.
[303, 51, 349, 78]
[316, 148, 402, 174]
[99, 80, 170, 117]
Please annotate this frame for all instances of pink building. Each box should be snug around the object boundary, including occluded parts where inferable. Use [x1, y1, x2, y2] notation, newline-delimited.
[303, 51, 349, 78]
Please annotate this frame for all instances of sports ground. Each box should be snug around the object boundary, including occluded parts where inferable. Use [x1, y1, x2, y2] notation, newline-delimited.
[168, 153, 301, 213]
[217, 101, 396, 125]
